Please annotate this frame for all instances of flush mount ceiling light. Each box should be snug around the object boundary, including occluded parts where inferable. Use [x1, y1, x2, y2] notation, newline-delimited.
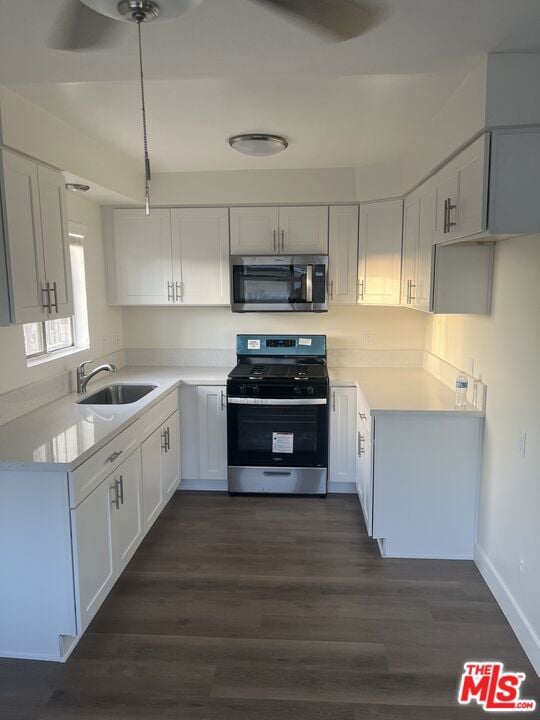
[65, 183, 90, 192]
[228, 134, 288, 157]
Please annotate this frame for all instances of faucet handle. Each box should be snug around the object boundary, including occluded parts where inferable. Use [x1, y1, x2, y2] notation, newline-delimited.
[78, 360, 93, 373]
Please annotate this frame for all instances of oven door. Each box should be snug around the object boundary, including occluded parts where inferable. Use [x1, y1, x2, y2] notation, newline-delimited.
[231, 255, 328, 312]
[227, 397, 328, 469]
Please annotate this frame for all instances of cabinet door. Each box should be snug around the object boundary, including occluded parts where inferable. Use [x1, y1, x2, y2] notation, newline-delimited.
[141, 425, 164, 533]
[162, 410, 181, 501]
[171, 208, 229, 305]
[329, 387, 357, 484]
[0, 150, 47, 324]
[71, 477, 115, 633]
[113, 209, 172, 305]
[328, 206, 359, 305]
[358, 199, 403, 305]
[401, 195, 419, 307]
[37, 165, 73, 319]
[414, 182, 435, 313]
[433, 167, 458, 244]
[114, 450, 143, 574]
[454, 134, 488, 240]
[356, 422, 373, 535]
[230, 207, 279, 254]
[197, 386, 227, 481]
[279, 206, 328, 254]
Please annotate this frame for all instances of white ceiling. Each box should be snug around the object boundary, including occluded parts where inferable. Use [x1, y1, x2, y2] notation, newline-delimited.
[2, 0, 540, 172]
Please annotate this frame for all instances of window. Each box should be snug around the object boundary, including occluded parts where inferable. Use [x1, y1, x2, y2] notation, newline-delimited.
[23, 226, 90, 361]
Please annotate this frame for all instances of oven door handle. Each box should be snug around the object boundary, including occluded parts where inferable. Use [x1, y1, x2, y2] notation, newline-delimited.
[227, 397, 327, 406]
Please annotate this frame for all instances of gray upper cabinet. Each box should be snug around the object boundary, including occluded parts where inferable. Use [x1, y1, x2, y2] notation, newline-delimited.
[0, 150, 73, 325]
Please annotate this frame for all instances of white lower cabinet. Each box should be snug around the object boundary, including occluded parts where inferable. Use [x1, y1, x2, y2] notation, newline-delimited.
[198, 386, 227, 481]
[355, 393, 373, 535]
[0, 390, 181, 661]
[329, 386, 357, 486]
[141, 409, 181, 532]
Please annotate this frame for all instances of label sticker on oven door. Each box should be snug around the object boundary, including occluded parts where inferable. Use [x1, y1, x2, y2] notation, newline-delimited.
[247, 339, 261, 350]
[298, 338, 312, 346]
[272, 432, 294, 454]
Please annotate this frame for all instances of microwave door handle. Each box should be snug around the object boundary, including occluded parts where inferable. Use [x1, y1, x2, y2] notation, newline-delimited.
[306, 265, 313, 303]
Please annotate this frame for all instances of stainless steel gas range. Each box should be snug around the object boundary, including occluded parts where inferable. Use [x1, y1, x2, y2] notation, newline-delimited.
[227, 334, 329, 495]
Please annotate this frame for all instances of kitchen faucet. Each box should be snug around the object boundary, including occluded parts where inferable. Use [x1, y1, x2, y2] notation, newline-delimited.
[77, 361, 117, 394]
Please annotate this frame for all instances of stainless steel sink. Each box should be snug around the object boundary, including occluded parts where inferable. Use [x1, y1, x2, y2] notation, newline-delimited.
[77, 384, 157, 405]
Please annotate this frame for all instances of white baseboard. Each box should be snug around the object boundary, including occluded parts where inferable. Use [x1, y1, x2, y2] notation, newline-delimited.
[178, 479, 228, 492]
[475, 542, 540, 675]
[328, 482, 356, 494]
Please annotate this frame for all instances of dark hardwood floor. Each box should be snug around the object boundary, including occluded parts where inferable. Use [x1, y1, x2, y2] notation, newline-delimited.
[2, 492, 538, 719]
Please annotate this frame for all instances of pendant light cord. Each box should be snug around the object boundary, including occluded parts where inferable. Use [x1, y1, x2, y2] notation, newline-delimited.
[136, 18, 151, 214]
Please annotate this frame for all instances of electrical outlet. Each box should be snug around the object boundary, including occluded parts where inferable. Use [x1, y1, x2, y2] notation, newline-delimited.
[113, 333, 121, 351]
[519, 558, 526, 574]
[362, 331, 375, 345]
[518, 432, 527, 459]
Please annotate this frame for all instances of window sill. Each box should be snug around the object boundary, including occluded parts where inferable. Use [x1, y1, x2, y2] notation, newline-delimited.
[26, 345, 90, 369]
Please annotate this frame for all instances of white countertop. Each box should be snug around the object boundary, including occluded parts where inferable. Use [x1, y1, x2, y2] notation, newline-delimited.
[329, 367, 483, 416]
[0, 366, 229, 472]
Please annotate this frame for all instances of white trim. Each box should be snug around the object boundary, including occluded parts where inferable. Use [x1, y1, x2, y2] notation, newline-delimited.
[178, 479, 228, 492]
[328, 481, 355, 494]
[26, 344, 88, 368]
[475, 542, 540, 675]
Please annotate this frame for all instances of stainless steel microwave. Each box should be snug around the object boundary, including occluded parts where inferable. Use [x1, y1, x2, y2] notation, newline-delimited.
[230, 255, 328, 313]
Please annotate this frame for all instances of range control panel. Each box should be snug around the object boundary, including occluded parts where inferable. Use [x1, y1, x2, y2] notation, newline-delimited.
[236, 335, 327, 357]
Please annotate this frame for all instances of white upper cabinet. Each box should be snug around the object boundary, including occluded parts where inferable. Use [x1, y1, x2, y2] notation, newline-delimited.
[358, 199, 403, 305]
[328, 206, 359, 305]
[402, 181, 435, 313]
[230, 207, 279, 254]
[0, 150, 73, 324]
[38, 165, 73, 318]
[109, 207, 230, 306]
[171, 207, 229, 305]
[401, 194, 419, 307]
[230, 206, 328, 255]
[279, 206, 328, 254]
[434, 134, 488, 244]
[113, 209, 172, 305]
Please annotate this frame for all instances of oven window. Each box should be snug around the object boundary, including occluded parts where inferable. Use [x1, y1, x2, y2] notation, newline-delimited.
[233, 265, 309, 304]
[238, 406, 318, 453]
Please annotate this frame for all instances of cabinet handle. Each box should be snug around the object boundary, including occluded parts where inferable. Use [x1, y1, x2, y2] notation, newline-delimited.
[42, 283, 52, 314]
[281, 229, 285, 252]
[331, 391, 336, 412]
[358, 280, 364, 301]
[358, 432, 365, 457]
[359, 412, 367, 420]
[110, 480, 120, 510]
[447, 198, 456, 231]
[106, 450, 123, 464]
[161, 429, 168, 452]
[220, 390, 226, 411]
[166, 426, 171, 451]
[273, 229, 277, 253]
[443, 198, 449, 234]
[329, 279, 334, 300]
[167, 281, 174, 302]
[118, 475, 124, 505]
[175, 281, 183, 301]
[50, 281, 59, 313]
[409, 282, 416, 302]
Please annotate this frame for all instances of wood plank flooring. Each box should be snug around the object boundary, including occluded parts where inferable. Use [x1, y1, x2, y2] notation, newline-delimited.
[1, 492, 538, 719]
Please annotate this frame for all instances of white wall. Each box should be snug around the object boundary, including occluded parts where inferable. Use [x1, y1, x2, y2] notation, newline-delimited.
[122, 304, 426, 353]
[0, 193, 124, 397]
[425, 235, 540, 673]
[150, 167, 357, 205]
[0, 86, 142, 201]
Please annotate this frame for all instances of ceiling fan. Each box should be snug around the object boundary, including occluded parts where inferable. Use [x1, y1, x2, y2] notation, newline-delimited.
[49, 0, 383, 214]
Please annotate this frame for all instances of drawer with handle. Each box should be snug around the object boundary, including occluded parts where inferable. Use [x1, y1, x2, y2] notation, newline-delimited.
[69, 424, 139, 508]
[135, 390, 179, 442]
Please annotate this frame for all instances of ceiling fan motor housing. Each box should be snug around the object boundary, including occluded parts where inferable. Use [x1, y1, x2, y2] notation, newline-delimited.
[117, 0, 161, 22]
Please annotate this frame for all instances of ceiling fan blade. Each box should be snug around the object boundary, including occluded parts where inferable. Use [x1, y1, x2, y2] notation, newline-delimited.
[49, 0, 118, 50]
[250, 0, 381, 41]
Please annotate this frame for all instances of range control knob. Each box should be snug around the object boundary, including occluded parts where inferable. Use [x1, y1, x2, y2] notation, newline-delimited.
[294, 386, 302, 396]
[307, 386, 315, 396]
[240, 385, 247, 395]
[251, 385, 260, 395]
